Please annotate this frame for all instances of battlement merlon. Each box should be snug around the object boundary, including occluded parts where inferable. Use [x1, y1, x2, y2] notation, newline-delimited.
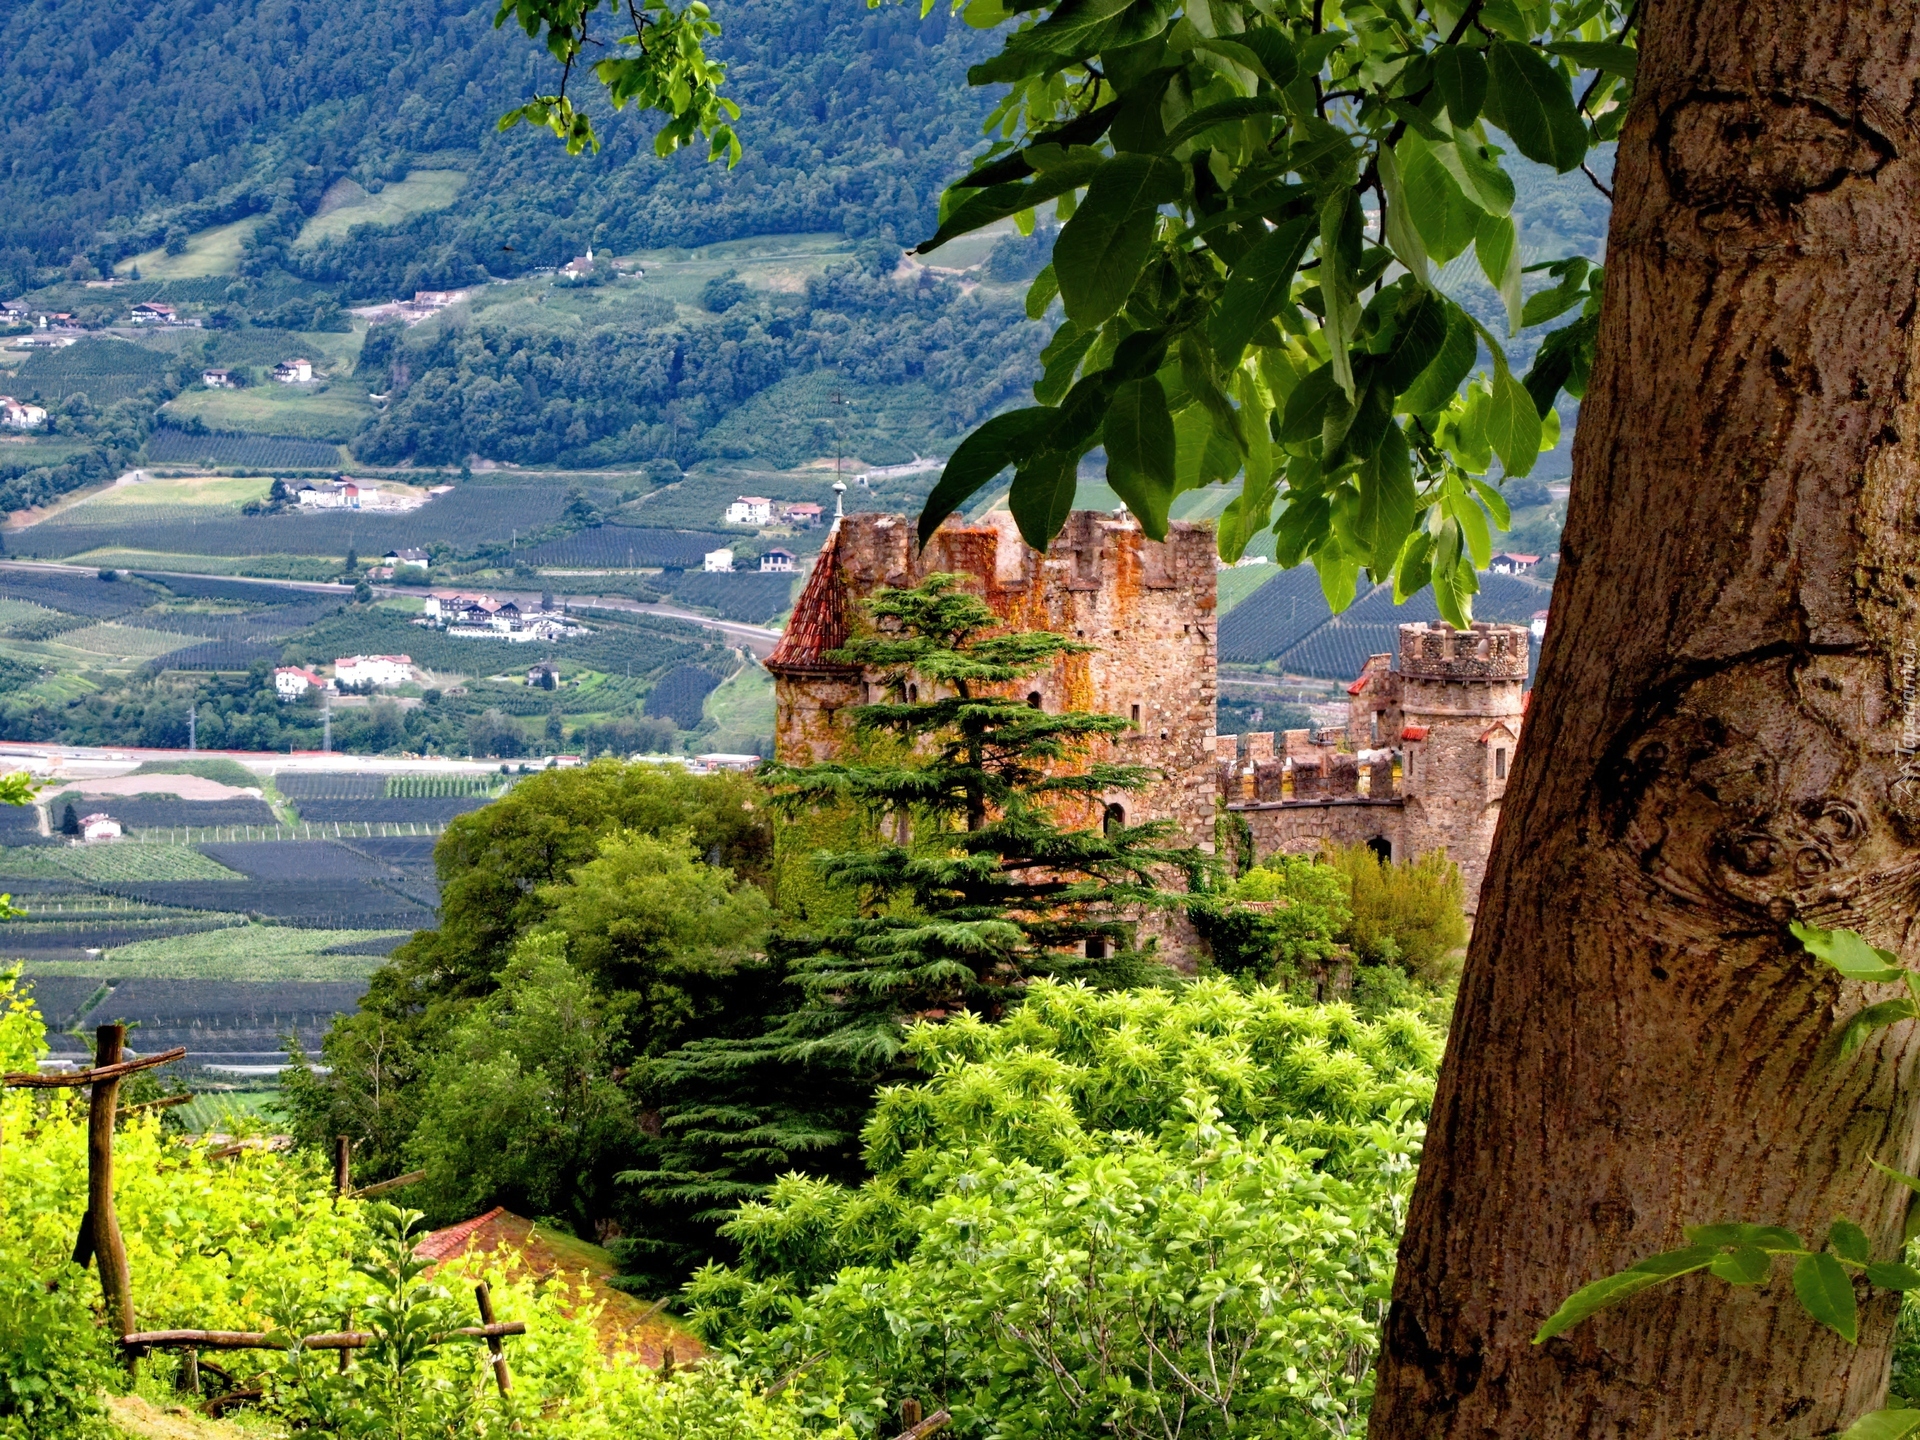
[1398, 621, 1530, 681]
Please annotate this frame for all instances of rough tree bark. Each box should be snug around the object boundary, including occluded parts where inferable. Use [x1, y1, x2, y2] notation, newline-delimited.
[1370, 4, 1920, 1435]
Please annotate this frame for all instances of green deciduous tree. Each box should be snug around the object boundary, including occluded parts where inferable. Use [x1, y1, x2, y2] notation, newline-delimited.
[616, 575, 1200, 1288]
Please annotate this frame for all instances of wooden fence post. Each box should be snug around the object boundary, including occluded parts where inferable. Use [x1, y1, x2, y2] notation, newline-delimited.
[86, 1024, 135, 1340]
[475, 1282, 512, 1398]
[334, 1136, 351, 1198]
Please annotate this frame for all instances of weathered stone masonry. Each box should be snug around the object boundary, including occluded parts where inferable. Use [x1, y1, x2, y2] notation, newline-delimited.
[768, 509, 1528, 914]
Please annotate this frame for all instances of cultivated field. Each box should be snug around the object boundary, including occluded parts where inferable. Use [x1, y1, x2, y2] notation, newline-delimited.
[116, 217, 267, 279]
[161, 384, 377, 443]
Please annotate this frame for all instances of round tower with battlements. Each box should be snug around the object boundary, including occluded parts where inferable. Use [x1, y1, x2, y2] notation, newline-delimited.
[1393, 620, 1529, 911]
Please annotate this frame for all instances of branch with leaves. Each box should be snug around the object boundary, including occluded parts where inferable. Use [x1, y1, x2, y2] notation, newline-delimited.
[505, 0, 1631, 624]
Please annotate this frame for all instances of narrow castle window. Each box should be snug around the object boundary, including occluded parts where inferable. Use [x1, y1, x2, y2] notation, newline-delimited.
[1027, 691, 1043, 709]
[1085, 934, 1109, 959]
[1495, 748, 1507, 779]
[907, 683, 918, 702]
[1130, 702, 1141, 724]
[1103, 802, 1125, 833]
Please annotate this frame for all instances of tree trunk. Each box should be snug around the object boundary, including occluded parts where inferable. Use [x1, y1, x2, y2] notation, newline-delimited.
[1370, 4, 1920, 1434]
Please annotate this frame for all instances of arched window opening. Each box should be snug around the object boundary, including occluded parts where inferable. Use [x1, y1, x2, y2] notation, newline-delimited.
[907, 683, 919, 702]
[1027, 691, 1043, 709]
[1103, 802, 1125, 834]
[1367, 835, 1393, 864]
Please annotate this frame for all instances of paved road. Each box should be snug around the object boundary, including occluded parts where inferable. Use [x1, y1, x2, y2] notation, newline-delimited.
[0, 559, 784, 657]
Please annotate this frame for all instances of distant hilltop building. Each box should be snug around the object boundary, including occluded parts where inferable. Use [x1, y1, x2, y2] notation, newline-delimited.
[274, 357, 313, 384]
[725, 496, 773, 526]
[561, 247, 595, 278]
[782, 502, 824, 528]
[80, 812, 122, 842]
[129, 301, 175, 324]
[769, 510, 1531, 927]
[201, 367, 235, 389]
[759, 547, 795, 573]
[385, 547, 430, 569]
[704, 547, 736, 574]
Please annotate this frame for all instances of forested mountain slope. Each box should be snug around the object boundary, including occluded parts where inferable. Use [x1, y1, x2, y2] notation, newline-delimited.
[0, 0, 991, 291]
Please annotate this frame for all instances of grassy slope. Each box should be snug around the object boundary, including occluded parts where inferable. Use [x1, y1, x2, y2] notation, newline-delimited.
[116, 217, 266, 279]
[294, 169, 467, 249]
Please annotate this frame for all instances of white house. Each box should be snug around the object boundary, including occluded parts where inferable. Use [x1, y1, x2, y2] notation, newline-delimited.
[561, 247, 595, 277]
[1489, 552, 1540, 575]
[334, 654, 412, 688]
[201, 367, 235, 389]
[703, 547, 737, 574]
[1531, 609, 1551, 642]
[413, 290, 458, 308]
[760, 547, 795, 573]
[299, 480, 378, 509]
[385, 547, 430, 569]
[80, 813, 122, 842]
[273, 665, 326, 700]
[724, 496, 772, 526]
[274, 357, 314, 384]
[129, 301, 175, 325]
[0, 397, 47, 431]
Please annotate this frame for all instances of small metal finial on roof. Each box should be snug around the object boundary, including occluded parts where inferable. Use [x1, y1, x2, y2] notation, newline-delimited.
[832, 478, 846, 518]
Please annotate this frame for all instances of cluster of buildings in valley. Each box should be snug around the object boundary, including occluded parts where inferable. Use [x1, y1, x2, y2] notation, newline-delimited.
[273, 654, 417, 699]
[417, 592, 589, 643]
[723, 496, 825, 529]
[705, 544, 794, 574]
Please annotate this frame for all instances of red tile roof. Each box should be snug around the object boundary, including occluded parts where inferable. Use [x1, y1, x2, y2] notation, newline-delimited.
[766, 522, 857, 676]
[1347, 676, 1368, 695]
[1401, 725, 1430, 742]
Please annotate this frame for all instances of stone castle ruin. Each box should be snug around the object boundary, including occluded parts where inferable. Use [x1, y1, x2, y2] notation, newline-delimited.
[767, 509, 1528, 913]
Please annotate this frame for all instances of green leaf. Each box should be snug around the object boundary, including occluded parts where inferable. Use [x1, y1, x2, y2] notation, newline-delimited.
[1210, 216, 1315, 361]
[1468, 475, 1511, 530]
[1544, 41, 1638, 79]
[1842, 1001, 1920, 1056]
[1476, 211, 1523, 334]
[1160, 96, 1283, 152]
[1523, 312, 1599, 416]
[1320, 187, 1366, 400]
[1008, 451, 1080, 550]
[1376, 144, 1429, 289]
[1486, 367, 1542, 477]
[1105, 377, 1177, 540]
[1312, 548, 1360, 613]
[920, 156, 1108, 253]
[1793, 1251, 1859, 1343]
[1026, 264, 1060, 319]
[1374, 292, 1449, 393]
[1684, 1222, 1807, 1251]
[1433, 45, 1488, 127]
[1839, 1411, 1920, 1440]
[1278, 363, 1343, 446]
[1237, 26, 1298, 88]
[1004, 0, 1138, 58]
[1868, 1261, 1920, 1291]
[1450, 477, 1492, 567]
[1397, 303, 1477, 415]
[1829, 1219, 1872, 1265]
[1399, 135, 1480, 265]
[1484, 40, 1588, 174]
[1873, 1160, 1920, 1198]
[1052, 154, 1186, 326]
[1791, 921, 1907, 982]
[1356, 422, 1416, 571]
[1708, 1246, 1771, 1286]
[918, 407, 1051, 546]
[1442, 133, 1517, 216]
[1533, 1246, 1718, 1344]
[1035, 322, 1100, 405]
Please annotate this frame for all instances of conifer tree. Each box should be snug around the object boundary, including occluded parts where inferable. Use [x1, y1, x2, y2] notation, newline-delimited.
[616, 574, 1200, 1288]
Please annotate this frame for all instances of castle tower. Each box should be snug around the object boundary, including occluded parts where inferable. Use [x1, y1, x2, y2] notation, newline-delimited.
[1391, 621, 1528, 910]
[766, 509, 1219, 842]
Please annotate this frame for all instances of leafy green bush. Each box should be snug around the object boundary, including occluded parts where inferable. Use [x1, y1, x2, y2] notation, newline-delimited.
[684, 979, 1440, 1437]
[1325, 845, 1469, 985]
[1188, 853, 1353, 980]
